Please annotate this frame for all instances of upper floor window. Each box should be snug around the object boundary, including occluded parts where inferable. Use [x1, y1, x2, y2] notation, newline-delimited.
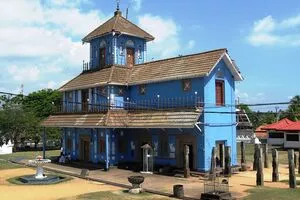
[182, 79, 191, 91]
[139, 85, 146, 95]
[99, 48, 106, 67]
[67, 91, 73, 102]
[215, 80, 225, 106]
[126, 40, 134, 47]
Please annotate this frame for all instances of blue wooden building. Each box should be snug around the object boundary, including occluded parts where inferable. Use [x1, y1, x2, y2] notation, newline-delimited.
[42, 8, 243, 172]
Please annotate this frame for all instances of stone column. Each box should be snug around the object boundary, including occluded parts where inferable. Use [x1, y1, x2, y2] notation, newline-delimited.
[183, 145, 190, 178]
[224, 146, 231, 177]
[219, 143, 225, 169]
[272, 149, 279, 182]
[288, 149, 296, 189]
[294, 152, 298, 169]
[298, 149, 300, 175]
[256, 147, 264, 186]
[263, 144, 269, 168]
[253, 144, 259, 171]
[210, 147, 216, 178]
[241, 142, 247, 171]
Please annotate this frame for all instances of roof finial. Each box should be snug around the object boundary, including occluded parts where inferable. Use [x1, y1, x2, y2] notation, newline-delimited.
[116, 0, 120, 11]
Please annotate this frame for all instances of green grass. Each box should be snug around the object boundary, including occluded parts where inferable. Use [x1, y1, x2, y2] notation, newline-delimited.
[243, 187, 300, 200]
[237, 143, 289, 165]
[0, 159, 24, 169]
[61, 190, 173, 200]
[0, 150, 60, 161]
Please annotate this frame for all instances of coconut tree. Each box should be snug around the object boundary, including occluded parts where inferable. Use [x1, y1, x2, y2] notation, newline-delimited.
[287, 95, 300, 121]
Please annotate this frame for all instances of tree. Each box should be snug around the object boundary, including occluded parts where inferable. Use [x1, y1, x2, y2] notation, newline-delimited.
[286, 95, 300, 121]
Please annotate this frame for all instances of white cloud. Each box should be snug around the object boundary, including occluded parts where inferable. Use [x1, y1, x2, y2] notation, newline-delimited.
[137, 14, 181, 59]
[248, 14, 300, 46]
[7, 65, 40, 82]
[131, 0, 143, 11]
[187, 40, 196, 50]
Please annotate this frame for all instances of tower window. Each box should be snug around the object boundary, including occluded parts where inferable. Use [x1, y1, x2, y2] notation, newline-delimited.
[215, 80, 225, 106]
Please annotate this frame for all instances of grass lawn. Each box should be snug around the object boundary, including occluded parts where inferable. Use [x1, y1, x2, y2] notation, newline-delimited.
[237, 143, 289, 165]
[0, 150, 60, 170]
[243, 187, 300, 200]
[62, 190, 173, 200]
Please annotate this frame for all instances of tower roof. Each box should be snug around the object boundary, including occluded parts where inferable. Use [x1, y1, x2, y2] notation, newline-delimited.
[82, 11, 155, 43]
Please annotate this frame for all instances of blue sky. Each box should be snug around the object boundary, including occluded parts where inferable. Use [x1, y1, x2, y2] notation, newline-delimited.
[0, 0, 299, 110]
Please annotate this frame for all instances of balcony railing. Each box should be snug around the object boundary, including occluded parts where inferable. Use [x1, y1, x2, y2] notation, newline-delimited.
[55, 96, 203, 114]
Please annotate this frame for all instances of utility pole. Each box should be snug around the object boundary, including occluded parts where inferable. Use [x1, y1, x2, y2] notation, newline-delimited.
[275, 106, 280, 122]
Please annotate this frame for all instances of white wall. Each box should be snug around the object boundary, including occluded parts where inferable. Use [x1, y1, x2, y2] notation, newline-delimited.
[0, 140, 13, 155]
[284, 132, 300, 148]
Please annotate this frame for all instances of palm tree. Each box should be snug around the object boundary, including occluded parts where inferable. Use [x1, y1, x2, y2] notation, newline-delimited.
[287, 95, 300, 121]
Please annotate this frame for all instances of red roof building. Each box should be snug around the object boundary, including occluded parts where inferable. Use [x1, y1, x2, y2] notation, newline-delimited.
[263, 118, 294, 131]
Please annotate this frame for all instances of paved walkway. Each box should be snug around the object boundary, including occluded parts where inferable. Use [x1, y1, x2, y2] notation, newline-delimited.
[12, 159, 297, 200]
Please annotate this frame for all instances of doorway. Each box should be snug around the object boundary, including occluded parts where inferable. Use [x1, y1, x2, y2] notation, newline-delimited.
[126, 48, 135, 68]
[80, 137, 90, 162]
[183, 144, 194, 170]
[81, 89, 89, 112]
[99, 48, 106, 68]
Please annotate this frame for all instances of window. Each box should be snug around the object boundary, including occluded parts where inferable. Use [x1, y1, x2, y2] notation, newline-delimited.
[286, 134, 299, 142]
[159, 134, 169, 157]
[139, 85, 146, 95]
[99, 138, 106, 153]
[215, 80, 225, 106]
[118, 139, 127, 153]
[269, 132, 284, 138]
[182, 79, 191, 91]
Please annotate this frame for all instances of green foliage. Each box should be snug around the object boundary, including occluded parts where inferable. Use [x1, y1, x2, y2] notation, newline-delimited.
[286, 95, 300, 121]
[0, 89, 62, 147]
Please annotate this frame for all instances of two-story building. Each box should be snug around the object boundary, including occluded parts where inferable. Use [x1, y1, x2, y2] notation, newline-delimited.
[42, 8, 243, 172]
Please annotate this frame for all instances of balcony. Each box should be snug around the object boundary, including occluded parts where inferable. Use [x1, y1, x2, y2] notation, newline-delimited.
[54, 96, 203, 114]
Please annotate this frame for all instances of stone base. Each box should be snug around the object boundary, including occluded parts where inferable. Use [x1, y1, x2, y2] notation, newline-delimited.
[184, 168, 190, 178]
[129, 188, 142, 194]
[18, 175, 61, 185]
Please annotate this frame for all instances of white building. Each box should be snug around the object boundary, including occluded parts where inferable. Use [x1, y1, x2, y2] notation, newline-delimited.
[0, 140, 14, 155]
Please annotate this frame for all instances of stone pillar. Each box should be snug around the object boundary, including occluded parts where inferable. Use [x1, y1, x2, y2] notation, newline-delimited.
[294, 152, 298, 169]
[224, 146, 231, 177]
[253, 144, 260, 170]
[219, 143, 225, 169]
[183, 145, 190, 178]
[43, 127, 46, 159]
[256, 147, 264, 186]
[288, 149, 296, 189]
[272, 149, 279, 182]
[263, 144, 269, 168]
[241, 142, 247, 171]
[210, 147, 216, 178]
[298, 149, 300, 175]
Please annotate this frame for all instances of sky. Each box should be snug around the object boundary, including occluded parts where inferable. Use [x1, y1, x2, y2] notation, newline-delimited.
[0, 0, 299, 110]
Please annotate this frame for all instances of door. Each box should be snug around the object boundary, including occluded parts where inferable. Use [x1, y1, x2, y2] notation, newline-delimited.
[183, 144, 194, 170]
[99, 48, 106, 68]
[83, 141, 90, 162]
[126, 48, 135, 68]
[81, 89, 88, 112]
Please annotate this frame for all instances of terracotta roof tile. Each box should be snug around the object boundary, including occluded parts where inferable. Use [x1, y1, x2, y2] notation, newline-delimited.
[59, 49, 228, 91]
[262, 118, 294, 130]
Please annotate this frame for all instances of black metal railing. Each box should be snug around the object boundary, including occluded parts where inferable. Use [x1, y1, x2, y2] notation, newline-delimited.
[55, 96, 203, 114]
[82, 60, 91, 72]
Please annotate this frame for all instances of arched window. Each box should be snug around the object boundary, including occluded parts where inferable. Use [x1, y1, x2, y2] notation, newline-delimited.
[216, 69, 224, 79]
[126, 40, 134, 47]
[100, 40, 106, 48]
[99, 41, 106, 67]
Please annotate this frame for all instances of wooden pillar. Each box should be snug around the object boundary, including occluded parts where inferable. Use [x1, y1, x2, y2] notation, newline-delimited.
[184, 145, 190, 178]
[219, 143, 225, 169]
[210, 147, 216, 178]
[272, 149, 279, 182]
[288, 149, 296, 189]
[263, 144, 269, 168]
[256, 147, 264, 186]
[224, 146, 231, 177]
[253, 144, 259, 170]
[105, 129, 110, 171]
[43, 127, 46, 159]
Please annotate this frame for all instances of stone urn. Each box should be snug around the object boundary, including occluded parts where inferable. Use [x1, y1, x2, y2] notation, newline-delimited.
[128, 176, 145, 194]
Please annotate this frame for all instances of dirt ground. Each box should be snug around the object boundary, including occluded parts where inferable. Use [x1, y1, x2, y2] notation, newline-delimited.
[0, 168, 121, 200]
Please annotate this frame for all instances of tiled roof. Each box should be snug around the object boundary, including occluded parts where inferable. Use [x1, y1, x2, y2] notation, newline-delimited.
[60, 66, 129, 91]
[59, 49, 233, 91]
[262, 118, 295, 131]
[41, 110, 201, 128]
[276, 121, 300, 131]
[82, 11, 154, 43]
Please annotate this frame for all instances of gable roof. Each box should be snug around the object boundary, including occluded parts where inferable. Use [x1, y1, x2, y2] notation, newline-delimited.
[280, 121, 300, 131]
[59, 48, 243, 91]
[262, 118, 295, 131]
[82, 11, 154, 43]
